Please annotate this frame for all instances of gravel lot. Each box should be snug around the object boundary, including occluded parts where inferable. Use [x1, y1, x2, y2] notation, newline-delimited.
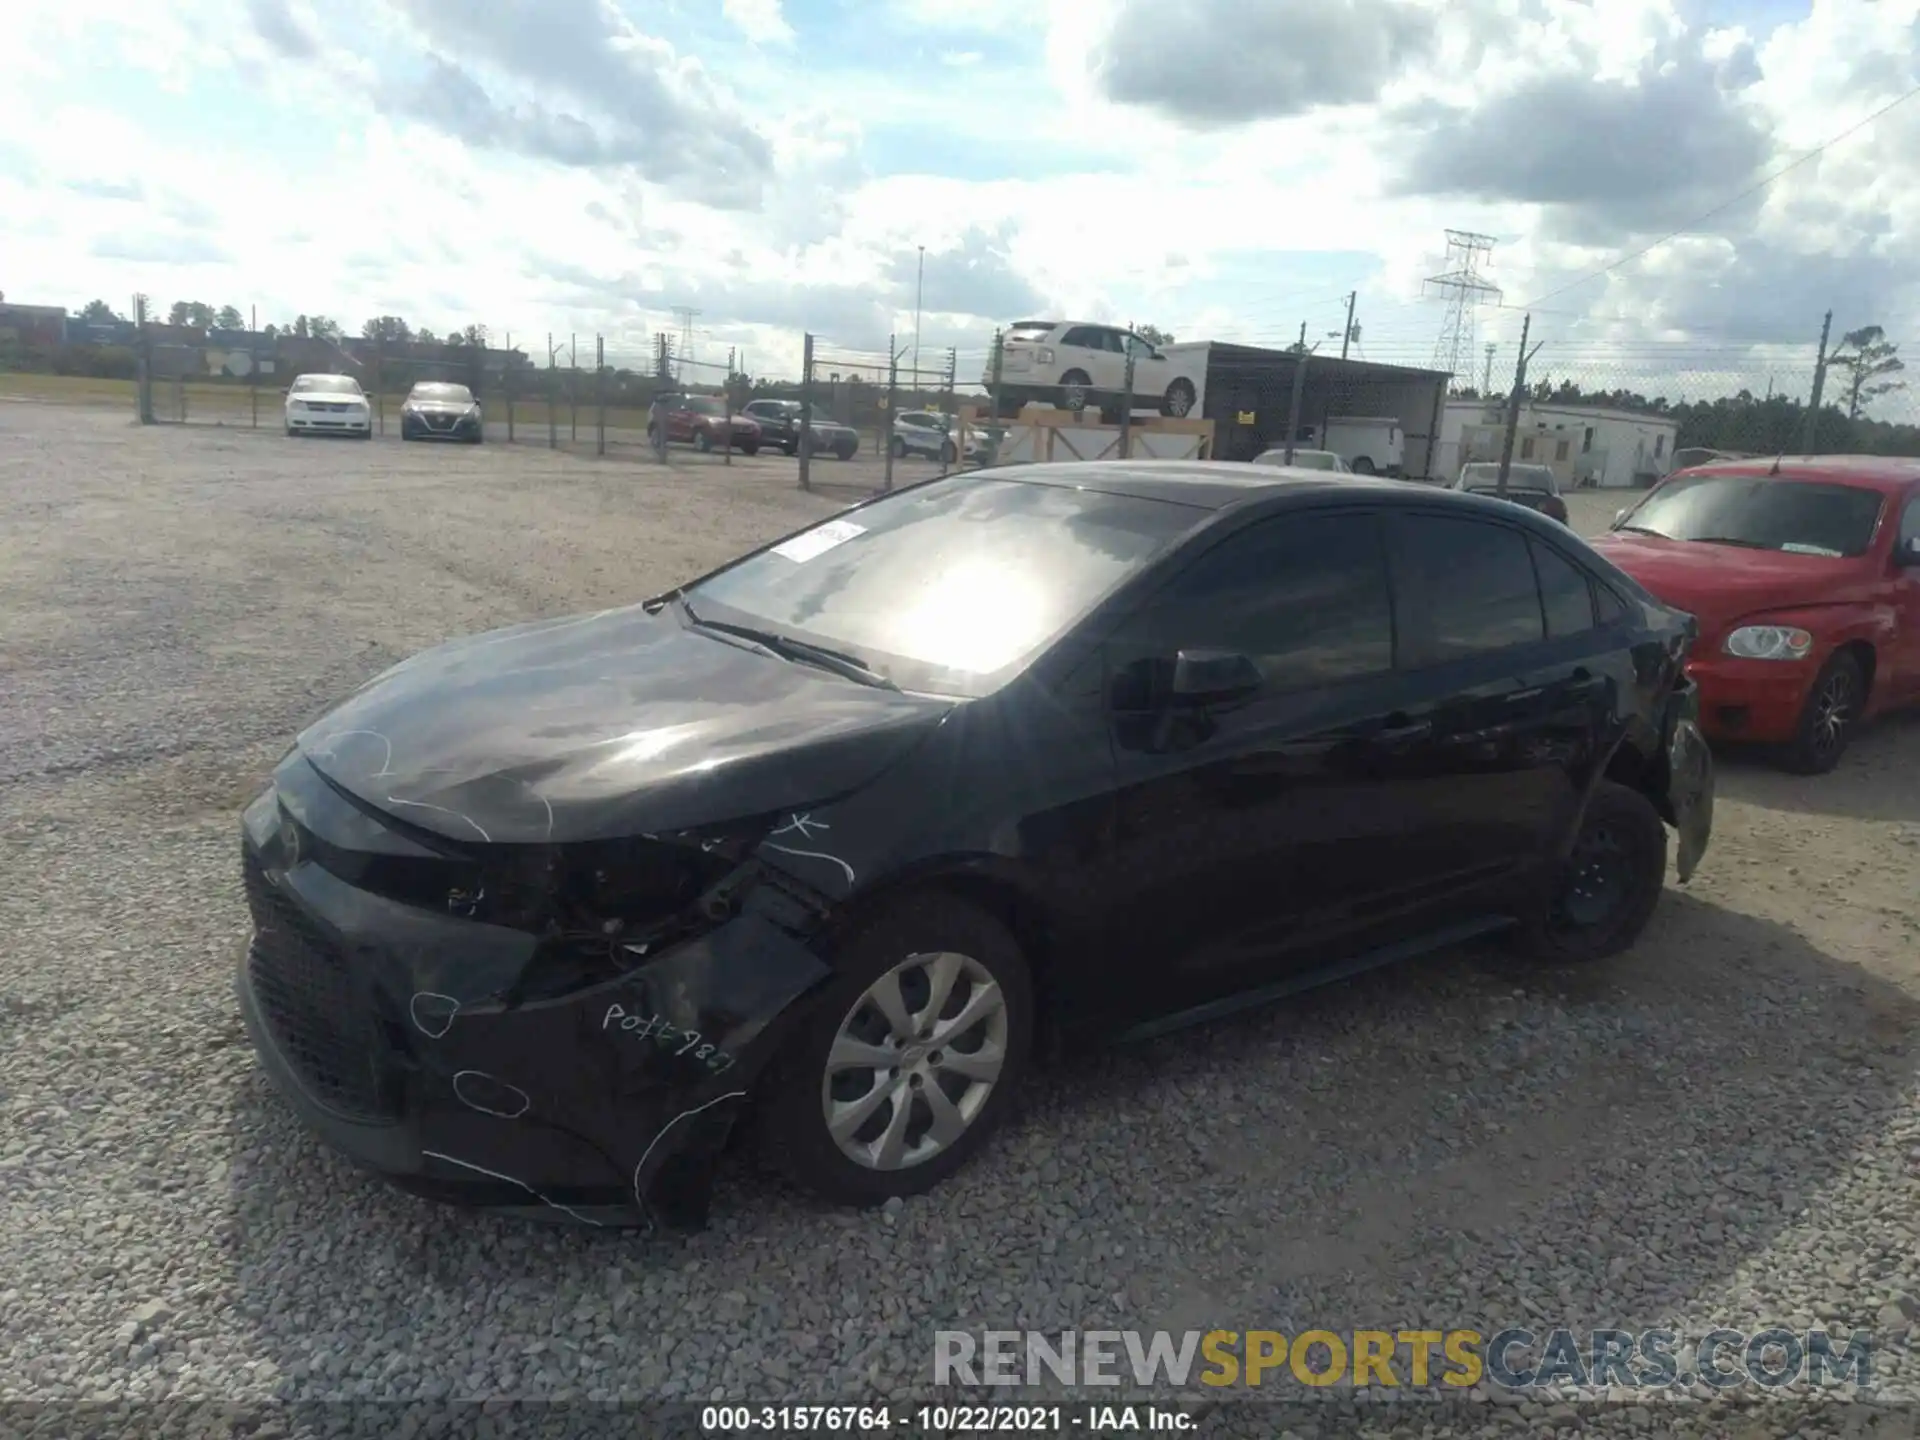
[4, 404, 1920, 1437]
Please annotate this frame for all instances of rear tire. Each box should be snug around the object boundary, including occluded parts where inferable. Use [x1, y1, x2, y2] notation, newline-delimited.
[739, 441, 759, 457]
[1780, 651, 1863, 775]
[940, 440, 957, 464]
[890, 436, 907, 459]
[1060, 371, 1092, 414]
[1512, 780, 1667, 964]
[758, 894, 1033, 1206]
[696, 429, 714, 453]
[1350, 456, 1376, 475]
[834, 443, 856, 461]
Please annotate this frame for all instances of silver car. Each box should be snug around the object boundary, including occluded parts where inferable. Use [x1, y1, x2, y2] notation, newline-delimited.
[892, 410, 960, 462]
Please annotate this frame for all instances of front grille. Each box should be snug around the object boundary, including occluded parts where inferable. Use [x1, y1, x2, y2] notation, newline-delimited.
[308, 402, 350, 413]
[243, 849, 399, 1123]
[424, 412, 456, 429]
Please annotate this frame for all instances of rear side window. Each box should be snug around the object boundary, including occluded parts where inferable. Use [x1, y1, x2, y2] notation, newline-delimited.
[1393, 515, 1545, 662]
[1529, 538, 1597, 637]
[1117, 513, 1394, 692]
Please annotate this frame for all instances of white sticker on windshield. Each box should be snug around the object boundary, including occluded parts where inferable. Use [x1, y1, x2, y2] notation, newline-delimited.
[1780, 542, 1842, 557]
[771, 518, 867, 563]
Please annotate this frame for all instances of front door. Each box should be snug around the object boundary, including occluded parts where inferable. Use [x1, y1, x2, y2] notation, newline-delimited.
[1094, 509, 1440, 1018]
[1891, 490, 1920, 702]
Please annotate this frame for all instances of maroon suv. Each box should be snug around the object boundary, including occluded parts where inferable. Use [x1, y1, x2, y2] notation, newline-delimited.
[647, 394, 761, 455]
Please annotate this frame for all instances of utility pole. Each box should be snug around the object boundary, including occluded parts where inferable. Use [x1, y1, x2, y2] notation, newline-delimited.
[1284, 322, 1317, 465]
[250, 304, 258, 429]
[1802, 309, 1833, 455]
[1495, 312, 1542, 497]
[884, 333, 900, 493]
[1340, 291, 1357, 361]
[1120, 329, 1140, 459]
[798, 332, 815, 492]
[1482, 343, 1496, 396]
[912, 245, 925, 404]
[722, 344, 736, 465]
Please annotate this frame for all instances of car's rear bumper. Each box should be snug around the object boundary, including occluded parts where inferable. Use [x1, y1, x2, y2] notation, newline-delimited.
[236, 757, 833, 1227]
[1684, 654, 1816, 743]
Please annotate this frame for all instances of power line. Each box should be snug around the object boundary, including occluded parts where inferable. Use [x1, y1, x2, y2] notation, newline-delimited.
[1523, 78, 1920, 309]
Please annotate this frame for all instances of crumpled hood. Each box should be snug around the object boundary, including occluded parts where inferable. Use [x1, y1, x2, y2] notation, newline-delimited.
[298, 604, 954, 845]
[1589, 533, 1873, 632]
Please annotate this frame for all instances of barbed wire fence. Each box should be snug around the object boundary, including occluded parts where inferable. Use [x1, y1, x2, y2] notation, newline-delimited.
[795, 333, 963, 495]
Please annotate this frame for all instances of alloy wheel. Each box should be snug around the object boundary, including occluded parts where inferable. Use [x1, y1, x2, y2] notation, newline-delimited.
[821, 951, 1008, 1172]
[1809, 669, 1855, 762]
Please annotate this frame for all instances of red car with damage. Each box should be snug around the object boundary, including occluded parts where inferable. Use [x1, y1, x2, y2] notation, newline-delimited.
[1590, 456, 1920, 773]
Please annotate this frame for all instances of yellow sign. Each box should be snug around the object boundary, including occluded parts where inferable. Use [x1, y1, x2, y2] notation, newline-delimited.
[1237, 410, 1256, 425]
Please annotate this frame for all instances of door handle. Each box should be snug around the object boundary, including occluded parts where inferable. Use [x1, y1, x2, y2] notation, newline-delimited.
[1375, 719, 1432, 742]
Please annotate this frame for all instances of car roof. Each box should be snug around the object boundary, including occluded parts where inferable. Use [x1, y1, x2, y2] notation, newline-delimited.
[998, 459, 1538, 515]
[1671, 455, 1920, 495]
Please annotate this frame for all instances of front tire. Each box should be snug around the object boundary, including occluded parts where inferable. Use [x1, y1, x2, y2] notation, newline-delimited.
[834, 443, 856, 461]
[1513, 780, 1667, 964]
[696, 429, 714, 453]
[940, 440, 957, 464]
[739, 441, 759, 457]
[1350, 456, 1376, 475]
[758, 894, 1033, 1206]
[890, 436, 907, 459]
[1781, 651, 1863, 775]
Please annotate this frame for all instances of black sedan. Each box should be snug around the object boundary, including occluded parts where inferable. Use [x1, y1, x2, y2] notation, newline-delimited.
[236, 462, 1713, 1228]
[400, 382, 483, 443]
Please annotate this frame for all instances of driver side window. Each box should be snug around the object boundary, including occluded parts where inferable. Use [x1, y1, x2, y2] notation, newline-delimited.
[1901, 492, 1920, 547]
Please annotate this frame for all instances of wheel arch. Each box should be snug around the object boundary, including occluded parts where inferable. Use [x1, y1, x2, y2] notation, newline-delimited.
[827, 858, 1065, 1050]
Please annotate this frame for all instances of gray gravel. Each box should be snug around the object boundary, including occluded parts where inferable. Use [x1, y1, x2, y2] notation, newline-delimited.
[3, 404, 1919, 1438]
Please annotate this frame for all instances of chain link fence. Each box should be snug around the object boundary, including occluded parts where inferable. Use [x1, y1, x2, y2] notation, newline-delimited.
[7, 303, 1919, 489]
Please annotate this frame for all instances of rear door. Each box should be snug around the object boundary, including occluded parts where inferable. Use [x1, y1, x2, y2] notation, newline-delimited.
[1094, 507, 1447, 1013]
[1382, 510, 1620, 898]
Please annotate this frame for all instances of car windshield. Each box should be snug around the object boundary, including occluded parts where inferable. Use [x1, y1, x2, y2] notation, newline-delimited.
[296, 375, 362, 395]
[1619, 475, 1887, 558]
[1461, 463, 1557, 493]
[683, 397, 723, 416]
[410, 383, 471, 402]
[686, 473, 1202, 696]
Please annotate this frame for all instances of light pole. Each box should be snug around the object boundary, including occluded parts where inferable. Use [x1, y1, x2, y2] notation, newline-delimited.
[912, 245, 924, 403]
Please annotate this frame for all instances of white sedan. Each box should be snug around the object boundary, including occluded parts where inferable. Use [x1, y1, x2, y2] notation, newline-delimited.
[285, 373, 372, 438]
[1252, 448, 1351, 473]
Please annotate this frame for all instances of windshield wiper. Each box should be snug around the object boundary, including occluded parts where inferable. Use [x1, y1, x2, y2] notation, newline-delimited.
[1612, 524, 1667, 537]
[684, 609, 899, 690]
[1690, 535, 1774, 549]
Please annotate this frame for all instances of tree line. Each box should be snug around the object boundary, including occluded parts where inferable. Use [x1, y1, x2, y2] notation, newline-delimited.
[74, 298, 493, 349]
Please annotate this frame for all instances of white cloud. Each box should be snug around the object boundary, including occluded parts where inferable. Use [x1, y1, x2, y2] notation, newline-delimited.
[721, 0, 795, 44]
[1, 0, 1916, 407]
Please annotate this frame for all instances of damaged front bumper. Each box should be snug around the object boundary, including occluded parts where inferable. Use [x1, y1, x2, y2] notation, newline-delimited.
[235, 755, 833, 1229]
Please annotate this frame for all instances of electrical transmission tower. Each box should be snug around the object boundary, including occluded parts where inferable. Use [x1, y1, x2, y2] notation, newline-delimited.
[671, 306, 700, 383]
[1423, 231, 1501, 383]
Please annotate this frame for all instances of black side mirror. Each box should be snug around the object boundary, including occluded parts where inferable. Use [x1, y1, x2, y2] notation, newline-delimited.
[1171, 648, 1262, 704]
[1613, 507, 1631, 527]
[1896, 535, 1920, 567]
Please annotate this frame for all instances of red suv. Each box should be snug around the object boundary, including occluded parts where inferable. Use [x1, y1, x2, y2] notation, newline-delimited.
[647, 394, 762, 455]
[1591, 457, 1920, 773]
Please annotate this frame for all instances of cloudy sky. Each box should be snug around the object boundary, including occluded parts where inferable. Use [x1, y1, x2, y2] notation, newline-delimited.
[3, 0, 1916, 403]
